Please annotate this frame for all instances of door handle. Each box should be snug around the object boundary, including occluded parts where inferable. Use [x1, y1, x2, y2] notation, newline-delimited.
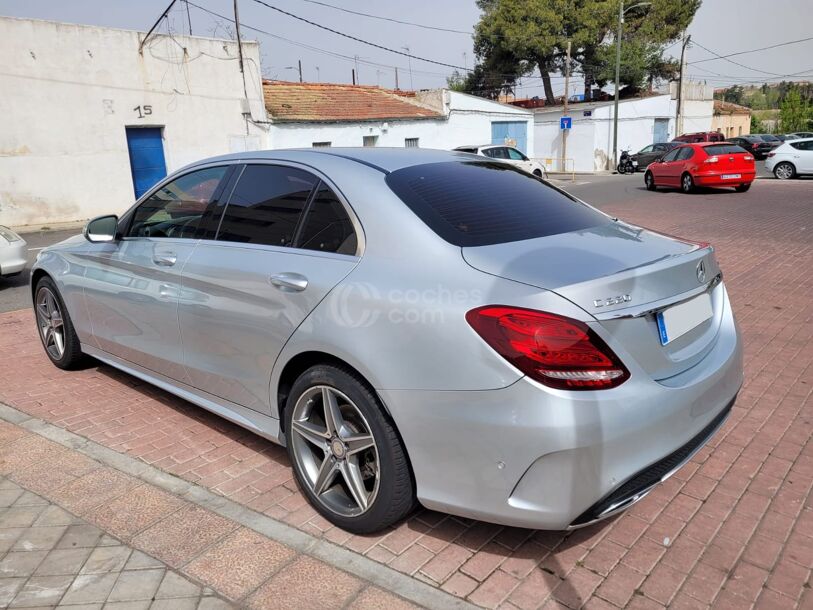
[153, 253, 177, 267]
[270, 272, 308, 292]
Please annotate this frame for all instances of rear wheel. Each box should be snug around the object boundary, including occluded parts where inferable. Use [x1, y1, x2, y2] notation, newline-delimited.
[644, 171, 657, 191]
[285, 364, 415, 534]
[774, 162, 795, 180]
[735, 183, 751, 193]
[681, 173, 694, 194]
[532, 169, 543, 178]
[34, 277, 86, 370]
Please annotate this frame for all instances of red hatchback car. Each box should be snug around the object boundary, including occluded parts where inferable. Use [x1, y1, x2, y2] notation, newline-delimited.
[644, 143, 756, 193]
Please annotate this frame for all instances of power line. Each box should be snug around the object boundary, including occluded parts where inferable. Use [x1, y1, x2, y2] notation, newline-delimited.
[293, 0, 472, 35]
[250, 0, 471, 72]
[690, 40, 786, 77]
[689, 35, 813, 65]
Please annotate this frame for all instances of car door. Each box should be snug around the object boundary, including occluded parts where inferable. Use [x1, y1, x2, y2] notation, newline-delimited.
[505, 147, 534, 173]
[178, 163, 360, 412]
[80, 165, 231, 380]
[792, 140, 813, 173]
[653, 147, 682, 186]
[636, 145, 656, 166]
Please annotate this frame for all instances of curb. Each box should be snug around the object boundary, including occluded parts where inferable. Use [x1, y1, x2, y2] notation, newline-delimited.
[0, 401, 479, 610]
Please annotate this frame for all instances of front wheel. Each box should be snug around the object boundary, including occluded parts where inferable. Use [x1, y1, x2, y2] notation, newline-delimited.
[774, 162, 795, 180]
[34, 277, 87, 370]
[681, 173, 695, 194]
[644, 171, 657, 191]
[285, 364, 415, 534]
[735, 183, 751, 192]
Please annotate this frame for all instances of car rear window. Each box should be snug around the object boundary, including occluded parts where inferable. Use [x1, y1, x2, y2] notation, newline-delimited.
[705, 144, 748, 155]
[385, 161, 610, 247]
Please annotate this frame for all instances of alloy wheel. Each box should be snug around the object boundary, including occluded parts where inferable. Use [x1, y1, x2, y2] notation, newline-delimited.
[35, 287, 65, 360]
[775, 163, 793, 180]
[289, 385, 380, 517]
[682, 174, 693, 192]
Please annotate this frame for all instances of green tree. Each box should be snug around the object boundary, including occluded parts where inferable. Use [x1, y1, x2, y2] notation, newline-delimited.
[780, 87, 811, 133]
[469, 0, 699, 104]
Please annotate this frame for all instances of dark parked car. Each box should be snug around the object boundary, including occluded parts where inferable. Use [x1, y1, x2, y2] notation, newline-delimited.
[752, 134, 783, 148]
[631, 142, 680, 169]
[727, 135, 775, 160]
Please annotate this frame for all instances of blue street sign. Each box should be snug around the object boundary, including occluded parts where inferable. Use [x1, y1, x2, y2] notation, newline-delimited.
[560, 116, 572, 130]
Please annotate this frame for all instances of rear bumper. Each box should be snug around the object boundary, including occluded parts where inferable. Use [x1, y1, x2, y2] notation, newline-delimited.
[0, 240, 27, 276]
[380, 287, 743, 529]
[693, 171, 756, 187]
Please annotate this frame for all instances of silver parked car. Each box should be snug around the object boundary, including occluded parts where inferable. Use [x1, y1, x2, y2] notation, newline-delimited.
[31, 149, 743, 533]
[0, 225, 27, 279]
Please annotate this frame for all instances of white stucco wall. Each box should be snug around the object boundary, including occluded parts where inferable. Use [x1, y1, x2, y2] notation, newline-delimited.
[266, 89, 534, 156]
[0, 17, 266, 228]
[532, 95, 692, 172]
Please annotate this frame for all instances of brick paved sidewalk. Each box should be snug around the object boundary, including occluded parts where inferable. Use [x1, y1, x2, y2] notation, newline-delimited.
[0, 419, 433, 609]
[0, 476, 232, 609]
[0, 180, 811, 609]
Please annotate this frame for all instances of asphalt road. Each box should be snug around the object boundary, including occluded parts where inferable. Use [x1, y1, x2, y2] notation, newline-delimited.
[1, 169, 807, 313]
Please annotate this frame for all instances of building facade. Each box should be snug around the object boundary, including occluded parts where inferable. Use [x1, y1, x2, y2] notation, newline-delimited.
[0, 17, 266, 228]
[264, 83, 535, 155]
[711, 100, 752, 138]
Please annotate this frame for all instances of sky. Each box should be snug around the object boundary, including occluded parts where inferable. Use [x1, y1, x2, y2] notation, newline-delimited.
[1, 0, 811, 97]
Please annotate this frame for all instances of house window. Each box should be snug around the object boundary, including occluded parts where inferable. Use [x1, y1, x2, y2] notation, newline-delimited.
[312, 141, 331, 148]
[363, 135, 378, 147]
[405, 138, 419, 148]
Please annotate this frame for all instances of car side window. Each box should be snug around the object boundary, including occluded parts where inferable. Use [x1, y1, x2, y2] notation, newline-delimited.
[215, 165, 317, 247]
[640, 145, 655, 153]
[127, 166, 228, 239]
[296, 183, 358, 255]
[661, 148, 681, 162]
[481, 148, 497, 158]
[506, 148, 526, 161]
[678, 147, 695, 161]
[488, 147, 509, 159]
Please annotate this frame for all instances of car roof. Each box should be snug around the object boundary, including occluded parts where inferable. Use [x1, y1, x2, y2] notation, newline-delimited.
[191, 147, 478, 174]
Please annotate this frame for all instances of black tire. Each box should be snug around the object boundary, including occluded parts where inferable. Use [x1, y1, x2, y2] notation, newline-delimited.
[774, 162, 795, 180]
[33, 276, 87, 370]
[735, 183, 751, 193]
[284, 364, 415, 534]
[644, 171, 657, 191]
[681, 173, 694, 194]
[532, 169, 543, 178]
[616, 163, 626, 175]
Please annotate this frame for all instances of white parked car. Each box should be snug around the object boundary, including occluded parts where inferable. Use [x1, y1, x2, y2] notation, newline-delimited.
[765, 137, 813, 179]
[454, 144, 548, 178]
[0, 226, 27, 279]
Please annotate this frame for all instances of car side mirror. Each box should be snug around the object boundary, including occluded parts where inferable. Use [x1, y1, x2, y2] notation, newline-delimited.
[84, 215, 119, 243]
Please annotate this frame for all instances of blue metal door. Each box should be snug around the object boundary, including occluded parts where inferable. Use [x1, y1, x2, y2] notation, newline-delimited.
[654, 119, 669, 143]
[491, 121, 528, 154]
[125, 127, 167, 199]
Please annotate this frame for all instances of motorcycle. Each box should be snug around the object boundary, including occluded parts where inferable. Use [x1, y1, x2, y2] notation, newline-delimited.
[616, 149, 638, 174]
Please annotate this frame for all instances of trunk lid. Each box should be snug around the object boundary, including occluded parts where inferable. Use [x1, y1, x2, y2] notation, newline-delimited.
[462, 221, 724, 380]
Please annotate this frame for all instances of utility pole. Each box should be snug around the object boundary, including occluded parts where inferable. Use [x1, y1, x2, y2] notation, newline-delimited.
[352, 69, 356, 85]
[354, 55, 360, 84]
[297, 59, 303, 83]
[395, 67, 399, 90]
[402, 47, 414, 90]
[315, 66, 320, 82]
[562, 40, 571, 173]
[676, 34, 691, 138]
[612, 0, 623, 172]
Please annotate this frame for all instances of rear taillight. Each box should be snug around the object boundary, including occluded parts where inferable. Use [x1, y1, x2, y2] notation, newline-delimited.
[745, 155, 754, 161]
[704, 156, 719, 164]
[466, 306, 630, 390]
[752, 143, 759, 150]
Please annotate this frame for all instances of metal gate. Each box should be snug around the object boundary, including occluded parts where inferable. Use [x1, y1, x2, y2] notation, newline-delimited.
[125, 127, 167, 199]
[654, 119, 669, 143]
[491, 121, 528, 154]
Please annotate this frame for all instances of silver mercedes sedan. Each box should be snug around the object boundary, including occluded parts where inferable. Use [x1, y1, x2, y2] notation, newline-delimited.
[31, 149, 743, 533]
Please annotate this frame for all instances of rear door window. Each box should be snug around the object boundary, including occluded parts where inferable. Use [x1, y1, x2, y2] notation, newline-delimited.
[677, 147, 695, 160]
[385, 161, 609, 247]
[296, 184, 358, 255]
[661, 148, 681, 162]
[215, 165, 317, 247]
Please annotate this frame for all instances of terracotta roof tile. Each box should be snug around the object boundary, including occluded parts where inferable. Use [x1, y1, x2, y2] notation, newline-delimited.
[263, 80, 444, 122]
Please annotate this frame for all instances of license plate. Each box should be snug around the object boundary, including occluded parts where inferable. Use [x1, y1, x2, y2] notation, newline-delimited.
[656, 293, 713, 345]
[721, 173, 741, 179]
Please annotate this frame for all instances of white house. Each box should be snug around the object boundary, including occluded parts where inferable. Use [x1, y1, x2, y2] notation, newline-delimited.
[0, 17, 267, 228]
[264, 82, 535, 156]
[531, 85, 714, 172]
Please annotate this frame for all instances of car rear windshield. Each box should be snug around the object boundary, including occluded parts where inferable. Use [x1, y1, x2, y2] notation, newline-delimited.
[385, 161, 610, 247]
[705, 144, 749, 155]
